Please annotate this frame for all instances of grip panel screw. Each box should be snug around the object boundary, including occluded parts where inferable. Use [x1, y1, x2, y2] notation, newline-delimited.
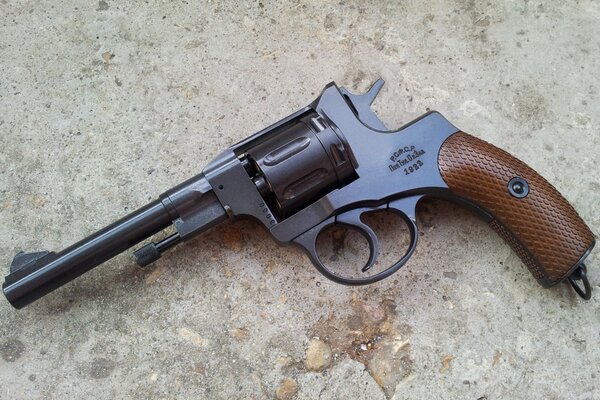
[508, 177, 529, 198]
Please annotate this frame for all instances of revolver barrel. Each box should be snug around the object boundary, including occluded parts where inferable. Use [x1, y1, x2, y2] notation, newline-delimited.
[3, 173, 227, 309]
[3, 200, 173, 309]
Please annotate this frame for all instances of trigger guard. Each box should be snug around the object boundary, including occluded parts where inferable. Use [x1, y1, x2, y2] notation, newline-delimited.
[293, 200, 420, 286]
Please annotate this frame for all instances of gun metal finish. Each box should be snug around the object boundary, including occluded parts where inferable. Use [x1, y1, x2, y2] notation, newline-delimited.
[203, 81, 465, 285]
[2, 79, 593, 308]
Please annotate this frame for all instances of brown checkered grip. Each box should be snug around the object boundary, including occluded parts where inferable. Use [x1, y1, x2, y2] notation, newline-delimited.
[438, 132, 595, 287]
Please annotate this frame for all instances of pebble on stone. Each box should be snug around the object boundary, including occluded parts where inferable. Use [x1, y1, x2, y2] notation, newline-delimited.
[231, 328, 248, 341]
[223, 229, 243, 252]
[101, 51, 113, 63]
[305, 338, 333, 371]
[179, 327, 209, 347]
[439, 355, 455, 372]
[276, 377, 298, 400]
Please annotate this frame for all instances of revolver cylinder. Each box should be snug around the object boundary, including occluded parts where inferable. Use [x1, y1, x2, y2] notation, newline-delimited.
[246, 114, 356, 217]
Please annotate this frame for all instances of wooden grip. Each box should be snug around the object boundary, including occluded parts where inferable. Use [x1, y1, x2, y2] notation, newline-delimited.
[438, 132, 595, 286]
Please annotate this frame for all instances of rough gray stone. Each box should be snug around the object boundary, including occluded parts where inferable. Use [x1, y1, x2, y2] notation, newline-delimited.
[0, 1, 598, 399]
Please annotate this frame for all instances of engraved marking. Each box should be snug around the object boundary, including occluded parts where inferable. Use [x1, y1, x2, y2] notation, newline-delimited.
[388, 145, 426, 174]
[259, 202, 276, 226]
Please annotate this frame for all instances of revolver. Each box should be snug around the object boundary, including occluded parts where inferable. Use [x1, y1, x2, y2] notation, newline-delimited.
[3, 79, 595, 309]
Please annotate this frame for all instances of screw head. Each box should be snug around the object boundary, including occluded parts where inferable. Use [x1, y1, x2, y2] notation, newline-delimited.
[508, 177, 529, 198]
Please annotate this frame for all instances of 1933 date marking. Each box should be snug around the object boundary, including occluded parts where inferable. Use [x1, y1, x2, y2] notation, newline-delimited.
[388, 145, 426, 175]
[402, 160, 423, 175]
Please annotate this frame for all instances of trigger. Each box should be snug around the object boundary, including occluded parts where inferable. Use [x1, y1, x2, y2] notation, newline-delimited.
[339, 78, 388, 131]
[335, 208, 380, 272]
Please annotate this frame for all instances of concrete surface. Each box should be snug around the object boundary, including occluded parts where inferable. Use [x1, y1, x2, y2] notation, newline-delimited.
[1, 1, 599, 399]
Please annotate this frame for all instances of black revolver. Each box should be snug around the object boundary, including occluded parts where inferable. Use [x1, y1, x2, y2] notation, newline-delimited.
[3, 79, 595, 309]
